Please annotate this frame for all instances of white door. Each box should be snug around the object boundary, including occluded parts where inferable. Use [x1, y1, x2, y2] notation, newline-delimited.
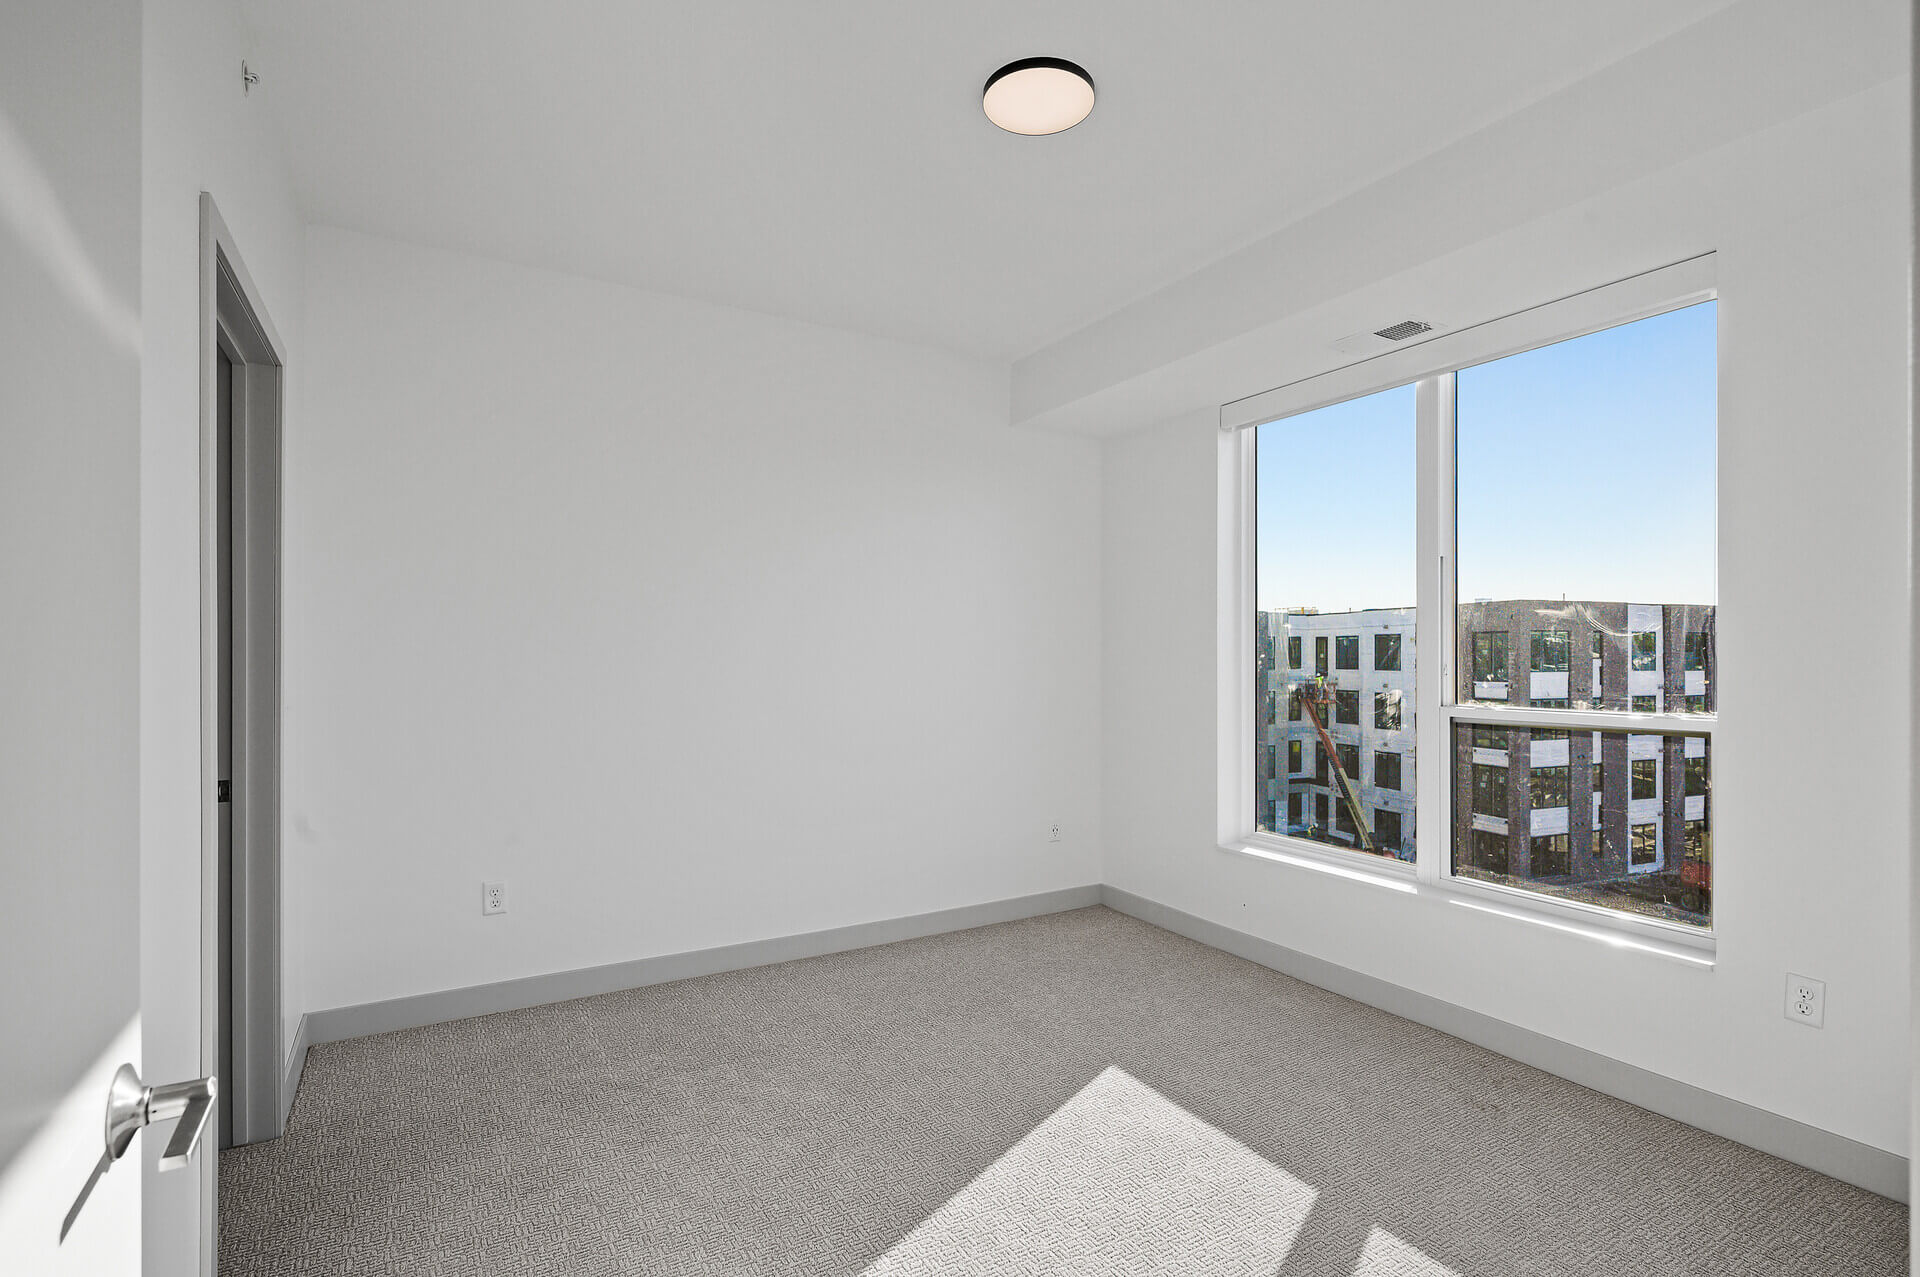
[0, 1, 208, 1270]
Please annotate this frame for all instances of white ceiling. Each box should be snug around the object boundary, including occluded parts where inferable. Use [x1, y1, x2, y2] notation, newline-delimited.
[240, 1, 1738, 361]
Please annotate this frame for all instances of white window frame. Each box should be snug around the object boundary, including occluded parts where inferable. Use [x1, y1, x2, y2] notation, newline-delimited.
[1217, 254, 1717, 958]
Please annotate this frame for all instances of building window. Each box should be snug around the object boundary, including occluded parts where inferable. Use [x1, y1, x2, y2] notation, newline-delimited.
[1472, 725, 1508, 750]
[1531, 698, 1570, 710]
[1531, 766, 1569, 808]
[1287, 739, 1302, 774]
[1471, 632, 1508, 683]
[1684, 694, 1708, 713]
[1374, 633, 1402, 671]
[1631, 758, 1658, 800]
[1685, 631, 1708, 671]
[1631, 631, 1658, 672]
[1315, 793, 1329, 829]
[1337, 743, 1360, 778]
[1631, 695, 1657, 713]
[1472, 763, 1507, 816]
[1473, 830, 1510, 875]
[1335, 689, 1359, 725]
[1631, 823, 1658, 866]
[1591, 756, 1605, 792]
[1289, 690, 1302, 721]
[1334, 800, 1355, 837]
[1315, 636, 1329, 675]
[1685, 753, 1708, 797]
[1315, 750, 1329, 787]
[1264, 744, 1277, 780]
[1375, 751, 1401, 791]
[1265, 691, 1277, 724]
[1335, 635, 1359, 670]
[1375, 809, 1402, 850]
[1530, 630, 1570, 673]
[1531, 834, 1570, 877]
[1288, 793, 1303, 826]
[1288, 635, 1302, 668]
[1374, 690, 1403, 732]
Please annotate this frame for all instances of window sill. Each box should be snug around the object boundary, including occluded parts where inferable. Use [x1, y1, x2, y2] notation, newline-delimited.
[1221, 835, 1419, 893]
[1216, 837, 1716, 967]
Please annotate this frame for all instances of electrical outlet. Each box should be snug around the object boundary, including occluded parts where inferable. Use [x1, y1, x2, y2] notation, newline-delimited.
[1784, 973, 1825, 1028]
[482, 880, 508, 916]
[1048, 822, 1063, 843]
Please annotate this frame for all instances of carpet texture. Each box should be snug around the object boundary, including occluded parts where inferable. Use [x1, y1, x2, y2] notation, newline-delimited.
[219, 906, 1908, 1275]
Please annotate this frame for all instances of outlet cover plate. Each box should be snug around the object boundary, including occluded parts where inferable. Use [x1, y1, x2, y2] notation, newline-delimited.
[1785, 973, 1825, 1028]
[483, 880, 508, 916]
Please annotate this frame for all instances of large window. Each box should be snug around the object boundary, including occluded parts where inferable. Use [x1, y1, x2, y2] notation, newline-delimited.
[1241, 268, 1716, 937]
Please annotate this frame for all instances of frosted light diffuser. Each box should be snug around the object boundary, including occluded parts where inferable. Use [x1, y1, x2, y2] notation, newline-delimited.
[983, 58, 1095, 135]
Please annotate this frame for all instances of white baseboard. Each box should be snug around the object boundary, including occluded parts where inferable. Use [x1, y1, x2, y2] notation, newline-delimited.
[1097, 884, 1907, 1202]
[300, 884, 1103, 1049]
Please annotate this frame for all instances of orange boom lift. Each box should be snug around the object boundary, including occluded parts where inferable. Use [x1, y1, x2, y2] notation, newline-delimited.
[1291, 676, 1378, 855]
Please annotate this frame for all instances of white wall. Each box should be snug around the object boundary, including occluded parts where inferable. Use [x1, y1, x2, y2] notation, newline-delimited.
[1102, 79, 1911, 1162]
[142, 0, 305, 1271]
[287, 226, 1102, 1017]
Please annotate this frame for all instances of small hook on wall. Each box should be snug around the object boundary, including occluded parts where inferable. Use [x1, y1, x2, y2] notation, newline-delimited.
[242, 61, 260, 95]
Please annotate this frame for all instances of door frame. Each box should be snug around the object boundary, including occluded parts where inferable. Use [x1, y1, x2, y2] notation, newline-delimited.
[197, 197, 285, 1211]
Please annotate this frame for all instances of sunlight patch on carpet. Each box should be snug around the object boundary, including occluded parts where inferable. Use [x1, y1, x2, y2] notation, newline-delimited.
[1353, 1226, 1463, 1276]
[861, 1065, 1318, 1276]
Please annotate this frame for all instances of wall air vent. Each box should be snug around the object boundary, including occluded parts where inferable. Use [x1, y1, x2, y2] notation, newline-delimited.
[1372, 319, 1433, 342]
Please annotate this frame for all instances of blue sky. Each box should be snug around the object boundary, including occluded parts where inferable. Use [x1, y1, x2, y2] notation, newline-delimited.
[1255, 301, 1717, 614]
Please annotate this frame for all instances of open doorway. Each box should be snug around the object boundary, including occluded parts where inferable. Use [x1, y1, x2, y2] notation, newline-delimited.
[200, 195, 284, 1171]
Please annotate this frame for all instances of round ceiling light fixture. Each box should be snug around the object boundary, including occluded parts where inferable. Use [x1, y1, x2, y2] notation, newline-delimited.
[982, 57, 1095, 135]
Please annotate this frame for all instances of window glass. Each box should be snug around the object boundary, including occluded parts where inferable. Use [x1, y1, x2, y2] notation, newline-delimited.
[1632, 632, 1658, 672]
[1288, 636, 1302, 668]
[1287, 739, 1302, 773]
[1375, 751, 1401, 791]
[1335, 635, 1359, 670]
[1334, 689, 1359, 725]
[1452, 723, 1710, 928]
[1530, 630, 1570, 673]
[1472, 763, 1507, 816]
[1375, 809, 1403, 851]
[1456, 302, 1715, 714]
[1531, 766, 1569, 808]
[1631, 823, 1659, 866]
[1471, 632, 1508, 684]
[1471, 830, 1510, 874]
[1374, 690, 1403, 732]
[1631, 757, 1658, 799]
[1374, 633, 1401, 671]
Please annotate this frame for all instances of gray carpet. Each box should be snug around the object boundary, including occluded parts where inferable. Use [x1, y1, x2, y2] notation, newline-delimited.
[219, 906, 1908, 1275]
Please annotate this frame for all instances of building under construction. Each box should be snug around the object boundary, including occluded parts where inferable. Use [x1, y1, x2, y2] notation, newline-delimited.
[1255, 599, 1715, 920]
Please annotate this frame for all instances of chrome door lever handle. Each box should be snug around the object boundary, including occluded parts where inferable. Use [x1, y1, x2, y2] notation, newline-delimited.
[103, 1063, 217, 1170]
[65, 1065, 217, 1243]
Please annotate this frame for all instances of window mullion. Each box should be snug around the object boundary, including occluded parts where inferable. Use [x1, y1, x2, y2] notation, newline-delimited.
[1413, 372, 1453, 886]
